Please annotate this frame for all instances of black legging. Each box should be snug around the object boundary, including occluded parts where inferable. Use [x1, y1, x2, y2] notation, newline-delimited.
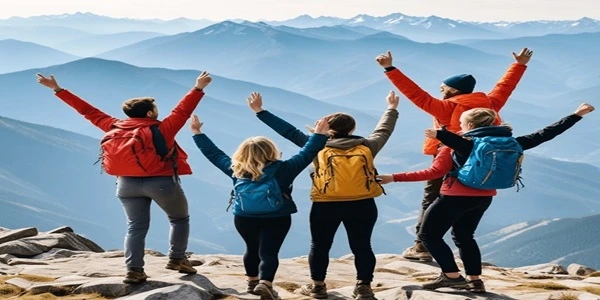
[308, 199, 378, 282]
[234, 215, 292, 282]
[418, 195, 492, 275]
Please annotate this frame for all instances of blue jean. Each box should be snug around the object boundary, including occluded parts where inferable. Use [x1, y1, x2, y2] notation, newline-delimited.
[117, 176, 190, 270]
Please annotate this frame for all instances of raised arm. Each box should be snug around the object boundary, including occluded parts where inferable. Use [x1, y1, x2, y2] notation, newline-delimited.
[433, 128, 474, 156]
[190, 115, 233, 178]
[487, 48, 532, 111]
[160, 72, 211, 141]
[364, 91, 400, 156]
[516, 103, 593, 151]
[279, 117, 329, 177]
[248, 92, 310, 148]
[376, 51, 454, 119]
[37, 73, 118, 132]
[377, 146, 454, 184]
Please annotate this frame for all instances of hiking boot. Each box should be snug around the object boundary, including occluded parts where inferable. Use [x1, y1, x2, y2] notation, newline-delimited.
[165, 257, 197, 274]
[123, 270, 148, 284]
[298, 283, 328, 299]
[353, 283, 376, 300]
[253, 283, 280, 300]
[422, 273, 469, 290]
[246, 279, 259, 294]
[402, 242, 433, 262]
[466, 279, 486, 293]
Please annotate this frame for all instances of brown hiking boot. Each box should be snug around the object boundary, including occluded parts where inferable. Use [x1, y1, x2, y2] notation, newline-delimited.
[422, 273, 469, 290]
[165, 257, 197, 274]
[402, 242, 433, 262]
[246, 279, 259, 294]
[466, 279, 486, 293]
[123, 270, 148, 284]
[253, 282, 280, 300]
[353, 283, 377, 300]
[298, 283, 328, 299]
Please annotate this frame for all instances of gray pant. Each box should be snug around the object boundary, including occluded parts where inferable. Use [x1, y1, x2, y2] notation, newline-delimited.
[116, 176, 190, 270]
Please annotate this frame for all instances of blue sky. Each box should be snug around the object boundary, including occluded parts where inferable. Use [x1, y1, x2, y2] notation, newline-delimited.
[1, 0, 598, 21]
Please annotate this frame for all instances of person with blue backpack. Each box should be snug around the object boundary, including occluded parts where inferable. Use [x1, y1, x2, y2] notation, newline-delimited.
[376, 103, 595, 293]
[190, 98, 330, 300]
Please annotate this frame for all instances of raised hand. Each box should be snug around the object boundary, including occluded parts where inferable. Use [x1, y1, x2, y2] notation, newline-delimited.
[386, 90, 400, 109]
[313, 117, 330, 135]
[246, 92, 264, 113]
[195, 71, 212, 90]
[375, 174, 394, 184]
[512, 48, 533, 65]
[375, 50, 393, 68]
[425, 128, 438, 139]
[36, 73, 61, 91]
[574, 103, 595, 117]
[189, 115, 204, 134]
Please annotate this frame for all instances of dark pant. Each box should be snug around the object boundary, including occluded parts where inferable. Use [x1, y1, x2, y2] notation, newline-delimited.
[308, 199, 378, 282]
[418, 195, 493, 275]
[234, 215, 291, 282]
[415, 176, 444, 239]
[116, 176, 190, 270]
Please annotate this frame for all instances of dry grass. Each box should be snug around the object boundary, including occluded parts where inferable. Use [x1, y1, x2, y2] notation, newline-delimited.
[0, 283, 22, 298]
[0, 274, 56, 283]
[548, 292, 580, 300]
[580, 286, 600, 296]
[518, 282, 572, 291]
[19, 293, 107, 299]
[588, 271, 600, 277]
[275, 281, 301, 292]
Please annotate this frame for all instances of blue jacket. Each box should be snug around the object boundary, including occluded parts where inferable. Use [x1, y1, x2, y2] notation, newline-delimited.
[193, 133, 328, 218]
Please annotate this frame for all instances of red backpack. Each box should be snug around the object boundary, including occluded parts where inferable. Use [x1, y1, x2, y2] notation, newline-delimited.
[95, 125, 178, 179]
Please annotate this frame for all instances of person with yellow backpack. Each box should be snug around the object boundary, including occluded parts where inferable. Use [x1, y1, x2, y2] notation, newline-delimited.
[247, 91, 399, 300]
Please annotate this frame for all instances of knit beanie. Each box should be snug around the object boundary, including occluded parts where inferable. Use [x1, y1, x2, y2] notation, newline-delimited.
[442, 74, 476, 94]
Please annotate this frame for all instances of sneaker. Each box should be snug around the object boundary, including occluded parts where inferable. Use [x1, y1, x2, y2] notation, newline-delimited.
[298, 283, 328, 299]
[246, 279, 259, 294]
[123, 270, 148, 284]
[402, 242, 433, 262]
[165, 257, 197, 274]
[353, 283, 376, 300]
[253, 283, 280, 300]
[422, 273, 469, 290]
[466, 279, 486, 293]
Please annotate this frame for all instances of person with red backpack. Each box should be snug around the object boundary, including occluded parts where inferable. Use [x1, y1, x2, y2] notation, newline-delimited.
[36, 71, 212, 284]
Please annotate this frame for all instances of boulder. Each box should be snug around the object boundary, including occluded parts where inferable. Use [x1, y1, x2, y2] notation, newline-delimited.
[119, 284, 212, 300]
[0, 227, 38, 244]
[567, 263, 596, 276]
[47, 226, 74, 234]
[514, 263, 568, 275]
[32, 248, 91, 260]
[0, 253, 16, 264]
[73, 277, 171, 298]
[0, 232, 103, 257]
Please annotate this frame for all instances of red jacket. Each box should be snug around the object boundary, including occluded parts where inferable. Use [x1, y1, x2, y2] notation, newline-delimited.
[392, 146, 497, 197]
[385, 63, 527, 155]
[56, 89, 205, 176]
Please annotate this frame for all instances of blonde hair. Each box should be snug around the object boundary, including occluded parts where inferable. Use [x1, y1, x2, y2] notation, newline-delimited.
[231, 136, 280, 181]
[461, 108, 498, 129]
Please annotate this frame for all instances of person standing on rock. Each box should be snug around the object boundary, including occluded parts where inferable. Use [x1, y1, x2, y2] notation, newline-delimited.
[36, 72, 213, 284]
[376, 103, 595, 293]
[375, 47, 533, 262]
[190, 97, 330, 300]
[248, 91, 399, 300]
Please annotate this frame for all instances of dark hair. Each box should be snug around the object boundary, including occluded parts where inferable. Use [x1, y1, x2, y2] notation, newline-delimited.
[122, 98, 156, 118]
[325, 112, 356, 138]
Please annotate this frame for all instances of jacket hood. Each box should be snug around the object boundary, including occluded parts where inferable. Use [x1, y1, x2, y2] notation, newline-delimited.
[447, 92, 492, 109]
[113, 118, 161, 130]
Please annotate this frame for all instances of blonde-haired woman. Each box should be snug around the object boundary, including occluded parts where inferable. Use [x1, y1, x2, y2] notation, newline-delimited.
[377, 103, 595, 293]
[191, 112, 330, 300]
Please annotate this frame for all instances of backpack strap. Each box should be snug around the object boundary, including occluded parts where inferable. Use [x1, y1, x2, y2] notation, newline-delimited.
[150, 124, 180, 183]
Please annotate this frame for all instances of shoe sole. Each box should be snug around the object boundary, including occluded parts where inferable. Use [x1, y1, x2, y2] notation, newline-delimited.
[310, 293, 328, 299]
[123, 278, 147, 284]
[423, 283, 470, 290]
[254, 285, 279, 300]
[402, 256, 433, 262]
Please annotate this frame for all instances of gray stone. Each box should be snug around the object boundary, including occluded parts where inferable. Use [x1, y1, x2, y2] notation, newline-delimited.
[28, 280, 90, 295]
[73, 277, 172, 298]
[47, 226, 74, 234]
[583, 277, 600, 285]
[5, 277, 33, 290]
[0, 227, 38, 245]
[0, 253, 16, 264]
[0, 232, 104, 257]
[190, 259, 205, 267]
[7, 258, 49, 266]
[32, 248, 91, 260]
[514, 263, 568, 275]
[118, 284, 211, 300]
[567, 263, 596, 276]
[144, 249, 165, 257]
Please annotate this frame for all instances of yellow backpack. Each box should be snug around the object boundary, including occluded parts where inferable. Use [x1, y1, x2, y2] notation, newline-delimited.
[310, 145, 385, 201]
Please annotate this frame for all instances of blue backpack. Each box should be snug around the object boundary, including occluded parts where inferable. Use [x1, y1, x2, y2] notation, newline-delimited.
[452, 127, 524, 190]
[228, 167, 286, 215]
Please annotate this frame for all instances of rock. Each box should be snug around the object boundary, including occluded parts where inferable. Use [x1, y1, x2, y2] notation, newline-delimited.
[583, 277, 600, 285]
[0, 232, 104, 257]
[119, 284, 212, 300]
[0, 227, 38, 245]
[32, 248, 91, 260]
[189, 259, 205, 267]
[567, 263, 596, 276]
[5, 277, 33, 290]
[73, 277, 171, 298]
[144, 249, 165, 257]
[47, 226, 74, 234]
[514, 263, 568, 275]
[0, 253, 16, 264]
[28, 279, 91, 295]
[0, 263, 20, 275]
[8, 258, 49, 266]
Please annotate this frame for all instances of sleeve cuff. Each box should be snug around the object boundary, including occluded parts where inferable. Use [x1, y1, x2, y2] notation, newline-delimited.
[384, 66, 397, 72]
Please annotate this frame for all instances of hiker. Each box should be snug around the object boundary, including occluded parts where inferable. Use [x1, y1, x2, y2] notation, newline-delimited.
[190, 95, 330, 300]
[36, 72, 212, 284]
[375, 47, 533, 261]
[377, 103, 595, 293]
[248, 91, 400, 300]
